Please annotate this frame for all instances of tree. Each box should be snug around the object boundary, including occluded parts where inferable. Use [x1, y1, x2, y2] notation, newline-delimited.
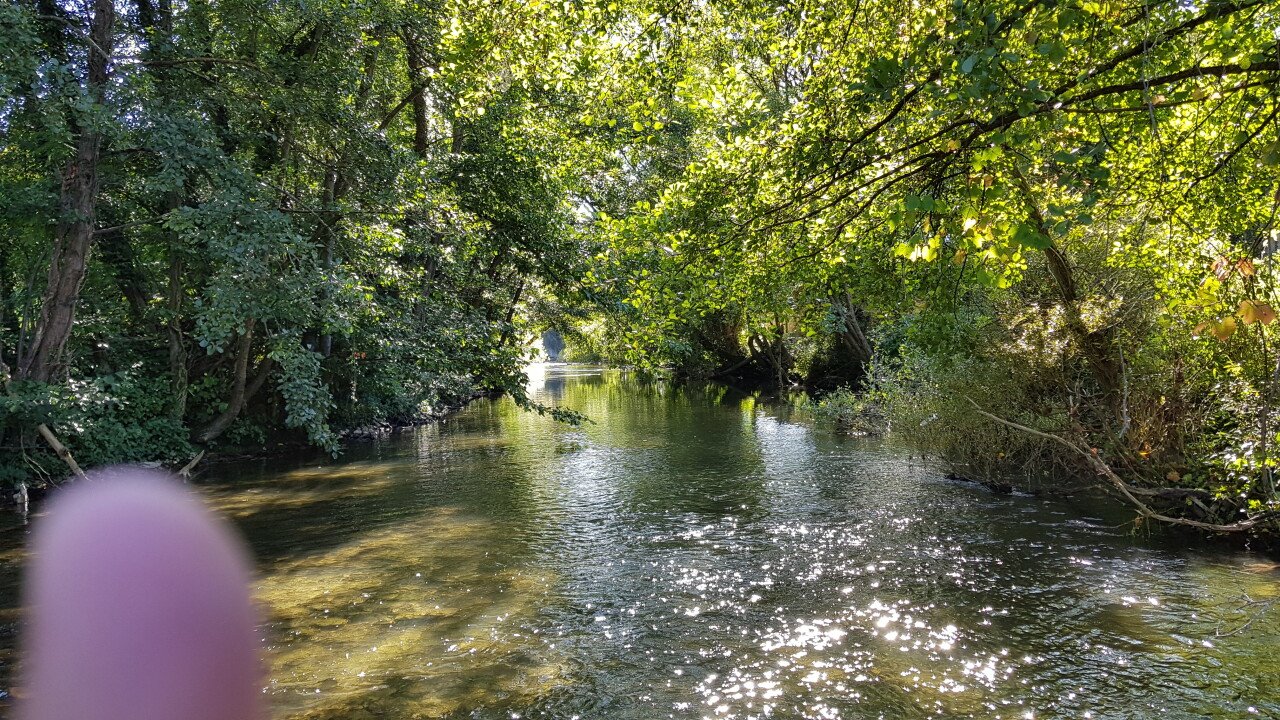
[583, 0, 1280, 534]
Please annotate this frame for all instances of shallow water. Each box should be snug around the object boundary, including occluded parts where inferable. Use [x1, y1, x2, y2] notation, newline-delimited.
[1, 365, 1279, 718]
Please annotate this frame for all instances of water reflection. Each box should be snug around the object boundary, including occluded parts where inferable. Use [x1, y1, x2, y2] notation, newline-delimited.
[0, 366, 1276, 718]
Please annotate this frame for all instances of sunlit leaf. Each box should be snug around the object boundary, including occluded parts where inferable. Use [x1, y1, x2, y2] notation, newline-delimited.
[1212, 317, 1237, 341]
[1238, 300, 1277, 325]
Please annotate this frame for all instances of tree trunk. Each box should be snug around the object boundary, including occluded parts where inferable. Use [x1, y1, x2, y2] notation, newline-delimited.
[497, 281, 525, 348]
[17, 0, 116, 383]
[97, 224, 150, 325]
[167, 241, 188, 419]
[1015, 167, 1125, 425]
[748, 333, 789, 389]
[771, 336, 789, 389]
[136, 0, 191, 418]
[318, 170, 337, 357]
[836, 292, 873, 364]
[32, 0, 71, 62]
[1041, 241, 1125, 419]
[197, 320, 256, 443]
[245, 356, 274, 400]
[312, 47, 378, 358]
[402, 29, 432, 158]
[451, 117, 465, 154]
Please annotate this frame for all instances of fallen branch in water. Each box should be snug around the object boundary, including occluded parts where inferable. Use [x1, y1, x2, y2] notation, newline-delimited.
[965, 397, 1276, 533]
[177, 450, 205, 479]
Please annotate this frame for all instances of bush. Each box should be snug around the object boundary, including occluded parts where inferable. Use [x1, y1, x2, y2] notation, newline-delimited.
[874, 350, 1082, 490]
[812, 386, 887, 436]
[0, 368, 196, 487]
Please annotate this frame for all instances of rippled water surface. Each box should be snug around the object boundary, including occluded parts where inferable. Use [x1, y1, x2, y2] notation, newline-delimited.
[2, 366, 1279, 719]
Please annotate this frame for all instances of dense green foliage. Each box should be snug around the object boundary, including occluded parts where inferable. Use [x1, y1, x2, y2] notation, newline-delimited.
[1, 0, 610, 483]
[574, 0, 1280, 536]
[2, 0, 1279, 537]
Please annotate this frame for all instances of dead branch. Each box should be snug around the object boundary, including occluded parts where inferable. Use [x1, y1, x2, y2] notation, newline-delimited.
[1216, 593, 1277, 637]
[177, 449, 205, 479]
[35, 423, 88, 481]
[966, 397, 1276, 533]
[0, 361, 88, 481]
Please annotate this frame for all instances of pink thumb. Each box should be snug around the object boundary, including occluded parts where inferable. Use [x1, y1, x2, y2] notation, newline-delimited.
[20, 469, 264, 720]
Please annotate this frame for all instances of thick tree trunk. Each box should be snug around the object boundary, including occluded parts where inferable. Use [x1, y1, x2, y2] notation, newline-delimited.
[197, 320, 256, 443]
[18, 0, 116, 383]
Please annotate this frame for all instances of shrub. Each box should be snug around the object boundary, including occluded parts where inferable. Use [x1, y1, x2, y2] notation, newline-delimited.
[0, 368, 195, 487]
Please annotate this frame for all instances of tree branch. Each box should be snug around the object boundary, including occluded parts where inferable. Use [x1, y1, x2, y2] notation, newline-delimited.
[0, 361, 88, 482]
[966, 397, 1276, 533]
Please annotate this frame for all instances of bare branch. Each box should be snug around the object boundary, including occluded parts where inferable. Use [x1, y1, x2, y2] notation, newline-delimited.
[0, 361, 88, 482]
[965, 397, 1276, 533]
[177, 450, 205, 480]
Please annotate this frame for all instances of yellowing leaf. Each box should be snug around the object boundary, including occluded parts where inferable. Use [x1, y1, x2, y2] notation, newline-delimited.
[1238, 300, 1277, 325]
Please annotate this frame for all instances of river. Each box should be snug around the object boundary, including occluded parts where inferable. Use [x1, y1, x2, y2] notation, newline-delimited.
[0, 365, 1277, 718]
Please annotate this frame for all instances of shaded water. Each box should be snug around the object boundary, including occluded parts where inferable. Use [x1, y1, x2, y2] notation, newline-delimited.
[1, 365, 1279, 718]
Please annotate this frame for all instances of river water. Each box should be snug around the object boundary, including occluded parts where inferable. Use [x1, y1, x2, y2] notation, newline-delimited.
[0, 365, 1278, 718]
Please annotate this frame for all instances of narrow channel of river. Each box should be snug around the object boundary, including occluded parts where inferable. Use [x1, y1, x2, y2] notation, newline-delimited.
[1, 365, 1278, 718]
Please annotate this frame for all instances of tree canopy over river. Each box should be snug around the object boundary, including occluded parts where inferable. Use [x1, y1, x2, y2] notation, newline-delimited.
[2, 0, 1280, 537]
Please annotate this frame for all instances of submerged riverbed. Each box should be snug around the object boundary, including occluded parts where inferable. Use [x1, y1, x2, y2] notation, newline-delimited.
[1, 365, 1278, 718]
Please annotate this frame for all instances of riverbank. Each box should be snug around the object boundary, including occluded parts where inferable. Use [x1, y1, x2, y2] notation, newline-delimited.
[2, 387, 496, 513]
